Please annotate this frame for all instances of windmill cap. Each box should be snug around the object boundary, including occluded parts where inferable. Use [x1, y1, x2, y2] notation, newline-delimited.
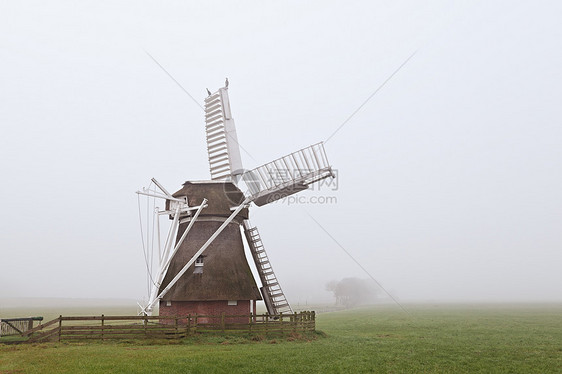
[171, 180, 249, 220]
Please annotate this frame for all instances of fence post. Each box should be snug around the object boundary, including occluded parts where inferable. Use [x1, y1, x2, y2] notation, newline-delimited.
[101, 314, 105, 341]
[144, 315, 148, 337]
[249, 312, 252, 334]
[187, 314, 191, 336]
[175, 316, 179, 337]
[58, 315, 62, 342]
[312, 311, 315, 331]
[194, 314, 198, 334]
[265, 314, 269, 336]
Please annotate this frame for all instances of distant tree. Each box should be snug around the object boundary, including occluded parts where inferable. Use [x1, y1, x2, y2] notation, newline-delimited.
[325, 278, 379, 308]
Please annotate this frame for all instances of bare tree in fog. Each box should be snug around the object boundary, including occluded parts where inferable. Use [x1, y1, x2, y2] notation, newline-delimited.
[326, 278, 380, 308]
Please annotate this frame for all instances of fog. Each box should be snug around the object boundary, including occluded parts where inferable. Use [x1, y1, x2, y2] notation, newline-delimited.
[1, 1, 561, 306]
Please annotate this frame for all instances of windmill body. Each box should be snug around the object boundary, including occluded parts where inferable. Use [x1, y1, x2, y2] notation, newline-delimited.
[137, 82, 334, 318]
[158, 181, 260, 323]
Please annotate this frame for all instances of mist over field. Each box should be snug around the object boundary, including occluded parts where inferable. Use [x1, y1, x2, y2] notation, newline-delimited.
[1, 1, 561, 307]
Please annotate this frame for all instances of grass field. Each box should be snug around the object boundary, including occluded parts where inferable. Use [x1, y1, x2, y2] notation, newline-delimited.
[1, 303, 561, 373]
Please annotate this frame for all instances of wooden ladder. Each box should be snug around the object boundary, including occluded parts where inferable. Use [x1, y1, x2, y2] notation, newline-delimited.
[243, 221, 293, 315]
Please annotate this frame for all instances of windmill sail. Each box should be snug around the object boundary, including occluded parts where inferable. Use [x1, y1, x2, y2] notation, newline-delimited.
[242, 142, 334, 206]
[243, 221, 293, 315]
[205, 87, 243, 181]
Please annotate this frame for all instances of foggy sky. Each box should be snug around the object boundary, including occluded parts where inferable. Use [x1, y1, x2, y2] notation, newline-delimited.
[1, 1, 561, 304]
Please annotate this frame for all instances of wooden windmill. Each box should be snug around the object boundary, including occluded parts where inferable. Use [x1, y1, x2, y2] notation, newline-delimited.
[137, 81, 334, 319]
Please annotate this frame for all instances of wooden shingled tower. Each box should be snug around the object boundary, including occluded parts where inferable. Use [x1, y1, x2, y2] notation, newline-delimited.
[137, 80, 335, 319]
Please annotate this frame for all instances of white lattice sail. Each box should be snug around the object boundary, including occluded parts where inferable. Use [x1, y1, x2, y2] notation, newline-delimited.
[204, 88, 243, 180]
[242, 142, 334, 206]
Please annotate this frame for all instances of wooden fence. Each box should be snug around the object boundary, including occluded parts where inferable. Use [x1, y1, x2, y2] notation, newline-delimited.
[19, 312, 315, 343]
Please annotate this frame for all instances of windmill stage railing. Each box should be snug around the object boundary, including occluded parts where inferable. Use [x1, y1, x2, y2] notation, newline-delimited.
[14, 312, 315, 343]
[242, 142, 334, 206]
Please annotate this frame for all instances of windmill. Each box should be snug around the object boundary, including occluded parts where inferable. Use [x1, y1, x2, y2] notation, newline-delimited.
[137, 81, 334, 319]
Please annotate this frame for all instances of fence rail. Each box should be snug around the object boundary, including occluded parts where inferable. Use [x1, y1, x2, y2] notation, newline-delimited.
[15, 312, 315, 343]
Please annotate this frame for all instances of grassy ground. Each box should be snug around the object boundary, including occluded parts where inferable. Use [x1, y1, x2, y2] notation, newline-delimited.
[1, 304, 561, 373]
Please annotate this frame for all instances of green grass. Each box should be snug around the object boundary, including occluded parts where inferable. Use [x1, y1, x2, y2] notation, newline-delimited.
[1, 304, 561, 373]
